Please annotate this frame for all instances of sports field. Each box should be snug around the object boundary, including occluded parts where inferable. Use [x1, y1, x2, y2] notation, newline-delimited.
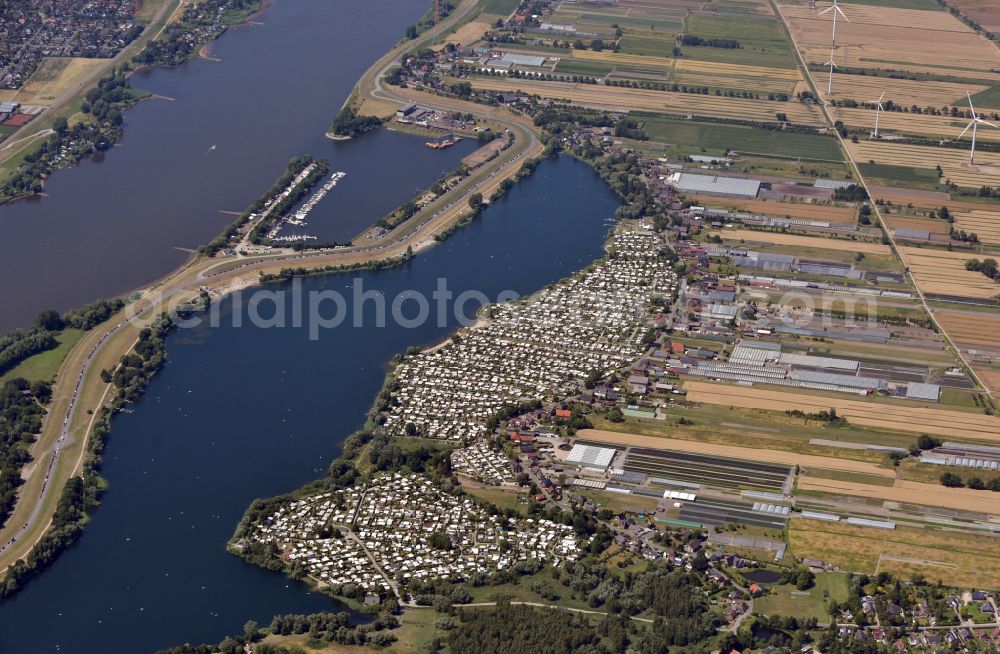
[465, 78, 827, 125]
[709, 229, 891, 254]
[789, 519, 1000, 588]
[683, 380, 1000, 442]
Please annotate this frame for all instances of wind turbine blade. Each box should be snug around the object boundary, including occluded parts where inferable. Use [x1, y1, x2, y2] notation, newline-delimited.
[878, 91, 885, 102]
[958, 121, 974, 140]
[979, 119, 1000, 129]
[836, 6, 849, 20]
[968, 92, 978, 119]
[818, 5, 834, 14]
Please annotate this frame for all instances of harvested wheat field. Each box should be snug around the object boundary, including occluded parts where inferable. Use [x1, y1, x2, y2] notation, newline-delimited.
[573, 49, 672, 71]
[797, 477, 1000, 514]
[834, 108, 1000, 143]
[935, 309, 1000, 349]
[899, 246, 1000, 299]
[952, 209, 1000, 245]
[683, 380, 1000, 442]
[700, 197, 858, 222]
[710, 229, 891, 254]
[672, 59, 803, 94]
[437, 20, 491, 49]
[827, 74, 989, 110]
[973, 368, 1000, 396]
[779, 3, 1000, 79]
[949, 0, 1000, 32]
[868, 186, 949, 207]
[883, 215, 950, 235]
[576, 429, 895, 476]
[845, 141, 1000, 189]
[466, 78, 827, 124]
[790, 519, 1000, 587]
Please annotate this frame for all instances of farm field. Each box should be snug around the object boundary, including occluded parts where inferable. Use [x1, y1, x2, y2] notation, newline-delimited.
[882, 214, 950, 235]
[778, 2, 1000, 79]
[681, 13, 799, 69]
[948, 0, 1000, 31]
[682, 380, 1000, 442]
[709, 228, 892, 254]
[0, 57, 108, 106]
[464, 78, 828, 124]
[788, 519, 1000, 588]
[698, 197, 859, 222]
[844, 140, 1000, 189]
[796, 476, 1000, 513]
[576, 429, 896, 476]
[855, 163, 947, 192]
[952, 208, 1000, 245]
[438, 19, 492, 48]
[638, 115, 844, 160]
[898, 245, 1000, 299]
[934, 309, 1000, 350]
[833, 107, 1000, 142]
[827, 73, 991, 109]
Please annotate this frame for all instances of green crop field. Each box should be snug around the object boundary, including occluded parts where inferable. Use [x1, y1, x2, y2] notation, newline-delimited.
[970, 85, 1000, 110]
[681, 14, 797, 69]
[856, 162, 947, 191]
[554, 59, 616, 77]
[619, 30, 678, 57]
[482, 0, 519, 17]
[638, 115, 844, 161]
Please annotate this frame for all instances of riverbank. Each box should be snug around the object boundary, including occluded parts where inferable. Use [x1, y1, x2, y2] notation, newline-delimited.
[0, 91, 543, 596]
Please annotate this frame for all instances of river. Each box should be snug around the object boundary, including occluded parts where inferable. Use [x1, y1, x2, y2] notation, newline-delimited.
[0, 0, 477, 334]
[0, 154, 622, 652]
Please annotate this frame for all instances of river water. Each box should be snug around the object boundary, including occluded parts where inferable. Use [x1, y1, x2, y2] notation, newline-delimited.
[0, 153, 622, 652]
[0, 0, 477, 333]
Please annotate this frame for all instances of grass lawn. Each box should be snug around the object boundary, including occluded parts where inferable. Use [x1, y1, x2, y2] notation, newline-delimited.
[681, 14, 797, 69]
[465, 567, 594, 611]
[754, 572, 849, 622]
[462, 484, 529, 515]
[638, 114, 843, 161]
[856, 163, 947, 192]
[0, 328, 84, 385]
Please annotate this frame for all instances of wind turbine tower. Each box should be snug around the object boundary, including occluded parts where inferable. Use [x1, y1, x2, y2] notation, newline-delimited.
[872, 92, 885, 138]
[820, 0, 849, 45]
[819, 0, 849, 96]
[959, 93, 999, 165]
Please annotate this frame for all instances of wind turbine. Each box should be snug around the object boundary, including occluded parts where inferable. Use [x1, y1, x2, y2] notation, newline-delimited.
[824, 48, 837, 96]
[872, 92, 885, 138]
[819, 0, 849, 45]
[959, 93, 999, 165]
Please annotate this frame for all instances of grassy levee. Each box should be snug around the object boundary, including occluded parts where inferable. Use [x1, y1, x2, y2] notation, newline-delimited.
[0, 0, 182, 187]
[0, 2, 545, 578]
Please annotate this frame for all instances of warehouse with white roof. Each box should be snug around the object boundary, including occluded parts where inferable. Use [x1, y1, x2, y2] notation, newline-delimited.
[668, 172, 761, 199]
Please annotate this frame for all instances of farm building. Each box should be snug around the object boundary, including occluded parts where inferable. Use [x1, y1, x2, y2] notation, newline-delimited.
[566, 444, 617, 470]
[668, 172, 760, 199]
[905, 382, 941, 402]
[497, 53, 547, 67]
[813, 179, 855, 190]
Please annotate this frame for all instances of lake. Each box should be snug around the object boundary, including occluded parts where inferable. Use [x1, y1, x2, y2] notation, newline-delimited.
[0, 154, 622, 652]
[0, 0, 476, 333]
